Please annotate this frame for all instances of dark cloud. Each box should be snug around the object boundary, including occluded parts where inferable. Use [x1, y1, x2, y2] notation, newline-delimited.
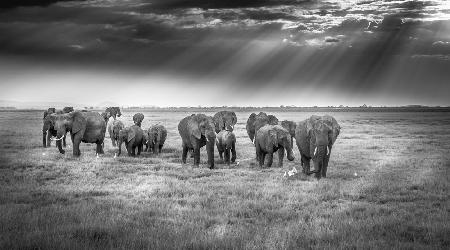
[0, 0, 85, 9]
[0, 0, 449, 105]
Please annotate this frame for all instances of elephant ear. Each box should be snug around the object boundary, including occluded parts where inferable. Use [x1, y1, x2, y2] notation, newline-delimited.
[323, 116, 340, 146]
[70, 112, 86, 134]
[266, 128, 278, 151]
[188, 118, 201, 140]
[128, 128, 136, 142]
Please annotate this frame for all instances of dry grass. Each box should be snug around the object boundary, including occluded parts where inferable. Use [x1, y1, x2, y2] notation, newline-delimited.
[0, 110, 449, 249]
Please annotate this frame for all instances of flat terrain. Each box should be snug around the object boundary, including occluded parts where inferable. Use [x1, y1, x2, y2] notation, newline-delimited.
[0, 110, 449, 249]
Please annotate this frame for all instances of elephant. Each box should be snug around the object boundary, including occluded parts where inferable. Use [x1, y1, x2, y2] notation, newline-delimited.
[108, 119, 125, 147]
[133, 113, 144, 127]
[255, 124, 295, 168]
[215, 130, 236, 165]
[146, 124, 167, 154]
[48, 111, 107, 156]
[105, 107, 122, 120]
[246, 112, 279, 143]
[281, 120, 296, 146]
[42, 107, 73, 148]
[117, 125, 144, 156]
[295, 115, 340, 179]
[213, 111, 237, 133]
[178, 114, 216, 169]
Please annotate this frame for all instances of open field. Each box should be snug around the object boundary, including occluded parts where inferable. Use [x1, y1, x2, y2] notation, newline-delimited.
[0, 110, 449, 249]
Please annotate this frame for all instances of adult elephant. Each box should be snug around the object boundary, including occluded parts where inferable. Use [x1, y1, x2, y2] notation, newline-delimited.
[295, 115, 340, 179]
[281, 120, 296, 146]
[246, 112, 279, 143]
[213, 111, 237, 133]
[133, 113, 144, 127]
[49, 111, 107, 156]
[255, 124, 295, 168]
[178, 114, 216, 169]
[108, 120, 125, 147]
[42, 107, 73, 147]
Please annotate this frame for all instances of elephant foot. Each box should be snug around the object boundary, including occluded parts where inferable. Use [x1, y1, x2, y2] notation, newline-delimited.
[59, 150, 66, 154]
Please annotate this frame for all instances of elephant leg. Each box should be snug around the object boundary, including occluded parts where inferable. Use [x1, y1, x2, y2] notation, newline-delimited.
[63, 135, 66, 148]
[43, 131, 47, 147]
[255, 142, 262, 165]
[127, 142, 133, 156]
[137, 144, 142, 156]
[112, 138, 116, 147]
[277, 148, 285, 168]
[231, 143, 236, 163]
[96, 142, 104, 154]
[224, 148, 230, 165]
[259, 152, 266, 168]
[46, 131, 52, 147]
[159, 145, 163, 153]
[193, 146, 200, 166]
[219, 150, 223, 160]
[265, 153, 274, 168]
[182, 144, 188, 164]
[72, 136, 81, 157]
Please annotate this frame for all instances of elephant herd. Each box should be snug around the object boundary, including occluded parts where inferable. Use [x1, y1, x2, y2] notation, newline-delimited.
[42, 108, 340, 179]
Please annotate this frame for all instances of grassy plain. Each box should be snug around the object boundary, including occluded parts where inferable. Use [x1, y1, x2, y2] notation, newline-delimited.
[0, 110, 449, 249]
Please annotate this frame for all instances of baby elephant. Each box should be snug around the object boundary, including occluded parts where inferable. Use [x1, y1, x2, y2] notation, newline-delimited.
[216, 130, 236, 165]
[255, 124, 295, 168]
[145, 124, 167, 154]
[117, 125, 144, 156]
[108, 120, 125, 147]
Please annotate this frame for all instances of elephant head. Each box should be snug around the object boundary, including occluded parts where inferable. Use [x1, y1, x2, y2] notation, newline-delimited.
[267, 125, 295, 161]
[101, 111, 111, 123]
[105, 107, 121, 120]
[49, 112, 87, 154]
[43, 107, 56, 119]
[63, 107, 74, 113]
[246, 112, 279, 143]
[133, 113, 144, 127]
[213, 111, 237, 133]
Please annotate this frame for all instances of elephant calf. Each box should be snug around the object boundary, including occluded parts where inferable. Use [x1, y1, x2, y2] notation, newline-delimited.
[145, 124, 167, 154]
[215, 130, 236, 165]
[117, 125, 144, 156]
[108, 120, 125, 147]
[255, 124, 295, 168]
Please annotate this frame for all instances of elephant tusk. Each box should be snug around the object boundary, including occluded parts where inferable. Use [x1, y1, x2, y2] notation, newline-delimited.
[314, 147, 317, 156]
[327, 146, 330, 155]
[215, 138, 219, 144]
[51, 135, 65, 141]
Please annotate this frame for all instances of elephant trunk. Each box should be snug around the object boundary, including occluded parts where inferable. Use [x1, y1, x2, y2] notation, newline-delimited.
[55, 130, 65, 154]
[206, 136, 215, 169]
[311, 145, 327, 178]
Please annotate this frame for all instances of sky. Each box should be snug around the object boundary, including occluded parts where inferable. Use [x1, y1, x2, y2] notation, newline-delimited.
[0, 0, 449, 107]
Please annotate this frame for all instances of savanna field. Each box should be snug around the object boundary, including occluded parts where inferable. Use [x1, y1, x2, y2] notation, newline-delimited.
[0, 110, 449, 249]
